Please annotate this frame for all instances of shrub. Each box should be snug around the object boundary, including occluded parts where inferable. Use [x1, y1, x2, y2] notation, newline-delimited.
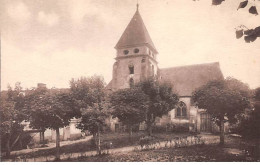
[153, 125, 166, 133]
[166, 123, 189, 132]
[139, 136, 154, 148]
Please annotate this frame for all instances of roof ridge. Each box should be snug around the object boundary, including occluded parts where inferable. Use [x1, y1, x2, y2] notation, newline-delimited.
[160, 62, 220, 70]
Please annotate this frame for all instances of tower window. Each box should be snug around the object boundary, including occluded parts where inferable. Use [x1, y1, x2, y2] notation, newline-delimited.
[134, 48, 139, 53]
[124, 50, 129, 55]
[141, 57, 146, 63]
[129, 65, 134, 74]
[129, 78, 134, 88]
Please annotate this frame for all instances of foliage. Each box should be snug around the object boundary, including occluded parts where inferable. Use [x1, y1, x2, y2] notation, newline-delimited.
[192, 77, 250, 125]
[71, 76, 108, 133]
[136, 78, 179, 135]
[0, 82, 27, 156]
[192, 77, 251, 144]
[25, 87, 79, 160]
[70, 75, 106, 109]
[254, 87, 260, 100]
[25, 89, 79, 130]
[194, 0, 260, 42]
[77, 105, 109, 135]
[165, 123, 190, 133]
[110, 87, 149, 134]
[70, 75, 109, 154]
[234, 87, 260, 139]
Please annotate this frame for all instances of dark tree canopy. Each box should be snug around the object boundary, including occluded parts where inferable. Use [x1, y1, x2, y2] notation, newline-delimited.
[192, 77, 250, 124]
[110, 87, 149, 131]
[136, 78, 179, 135]
[25, 89, 79, 130]
[192, 77, 251, 144]
[0, 83, 27, 157]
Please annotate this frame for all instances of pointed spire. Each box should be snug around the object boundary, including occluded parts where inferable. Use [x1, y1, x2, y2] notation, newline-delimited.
[136, 1, 139, 11]
[115, 4, 158, 54]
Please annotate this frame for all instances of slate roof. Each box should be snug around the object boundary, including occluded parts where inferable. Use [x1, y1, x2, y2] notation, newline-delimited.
[160, 62, 224, 96]
[115, 9, 158, 53]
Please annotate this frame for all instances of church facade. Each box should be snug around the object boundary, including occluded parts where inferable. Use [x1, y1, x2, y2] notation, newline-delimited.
[106, 5, 224, 133]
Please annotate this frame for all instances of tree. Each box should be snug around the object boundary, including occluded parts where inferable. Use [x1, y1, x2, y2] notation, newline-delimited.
[25, 89, 78, 160]
[233, 87, 260, 160]
[194, 0, 260, 42]
[0, 82, 26, 157]
[192, 77, 251, 145]
[70, 75, 108, 155]
[137, 78, 179, 136]
[110, 87, 149, 138]
[217, 0, 260, 42]
[76, 104, 108, 155]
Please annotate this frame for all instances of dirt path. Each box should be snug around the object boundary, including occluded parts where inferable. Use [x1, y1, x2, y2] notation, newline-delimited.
[8, 135, 93, 156]
[3, 134, 220, 162]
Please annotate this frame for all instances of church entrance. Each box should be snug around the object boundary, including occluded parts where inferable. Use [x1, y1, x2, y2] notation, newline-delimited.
[200, 113, 212, 132]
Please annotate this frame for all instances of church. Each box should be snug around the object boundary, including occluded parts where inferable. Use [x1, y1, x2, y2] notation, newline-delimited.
[106, 4, 224, 133]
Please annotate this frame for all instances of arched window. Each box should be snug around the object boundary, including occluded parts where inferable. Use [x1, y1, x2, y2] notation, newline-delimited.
[176, 101, 187, 118]
[129, 65, 134, 74]
[129, 78, 134, 88]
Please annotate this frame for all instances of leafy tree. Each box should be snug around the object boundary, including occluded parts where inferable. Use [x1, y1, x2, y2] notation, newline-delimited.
[233, 87, 260, 160]
[192, 77, 251, 145]
[137, 78, 179, 136]
[25, 89, 78, 160]
[0, 82, 26, 157]
[110, 87, 149, 138]
[70, 75, 108, 154]
[76, 104, 109, 154]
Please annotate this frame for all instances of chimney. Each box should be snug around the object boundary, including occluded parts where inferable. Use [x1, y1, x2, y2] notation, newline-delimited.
[37, 83, 46, 89]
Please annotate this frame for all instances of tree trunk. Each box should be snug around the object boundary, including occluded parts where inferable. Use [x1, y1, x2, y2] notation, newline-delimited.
[10, 133, 22, 150]
[219, 119, 225, 145]
[129, 125, 133, 140]
[6, 133, 11, 158]
[146, 113, 154, 136]
[42, 131, 45, 144]
[40, 131, 45, 144]
[55, 128, 60, 160]
[147, 122, 152, 136]
[92, 133, 97, 146]
[97, 126, 101, 155]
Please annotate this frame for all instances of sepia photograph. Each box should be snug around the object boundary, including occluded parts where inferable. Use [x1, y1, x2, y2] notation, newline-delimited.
[0, 0, 260, 162]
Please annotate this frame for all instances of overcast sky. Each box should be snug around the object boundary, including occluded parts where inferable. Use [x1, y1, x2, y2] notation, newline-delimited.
[1, 0, 260, 90]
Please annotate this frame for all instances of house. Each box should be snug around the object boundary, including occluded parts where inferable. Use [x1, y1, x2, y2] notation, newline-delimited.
[106, 4, 225, 133]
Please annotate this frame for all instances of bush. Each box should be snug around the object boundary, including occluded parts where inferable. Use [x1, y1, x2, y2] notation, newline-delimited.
[139, 136, 154, 148]
[153, 125, 166, 133]
[166, 123, 189, 132]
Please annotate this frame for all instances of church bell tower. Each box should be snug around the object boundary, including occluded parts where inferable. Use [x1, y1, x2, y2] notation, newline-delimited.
[111, 4, 159, 90]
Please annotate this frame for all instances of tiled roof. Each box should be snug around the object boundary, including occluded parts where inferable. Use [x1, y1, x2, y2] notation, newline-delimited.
[160, 62, 224, 96]
[115, 9, 158, 53]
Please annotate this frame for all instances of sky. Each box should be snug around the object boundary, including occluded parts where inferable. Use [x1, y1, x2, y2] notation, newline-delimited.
[1, 0, 260, 90]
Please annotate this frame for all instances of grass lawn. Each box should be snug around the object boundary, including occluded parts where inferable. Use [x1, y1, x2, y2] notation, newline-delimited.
[69, 135, 258, 162]
[5, 132, 258, 162]
[7, 132, 189, 159]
